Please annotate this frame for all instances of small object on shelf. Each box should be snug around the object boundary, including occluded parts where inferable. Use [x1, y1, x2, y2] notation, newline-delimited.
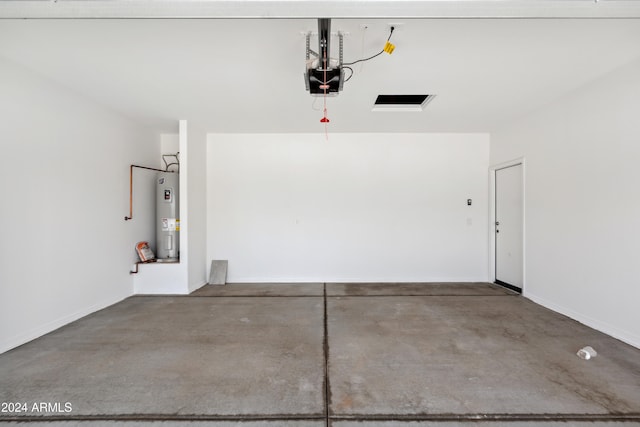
[135, 241, 156, 263]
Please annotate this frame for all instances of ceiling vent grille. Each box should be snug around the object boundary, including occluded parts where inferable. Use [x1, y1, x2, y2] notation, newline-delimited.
[372, 94, 435, 112]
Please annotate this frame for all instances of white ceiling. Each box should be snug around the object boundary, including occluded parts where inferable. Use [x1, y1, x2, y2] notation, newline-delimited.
[4, 1, 640, 19]
[1, 7, 640, 134]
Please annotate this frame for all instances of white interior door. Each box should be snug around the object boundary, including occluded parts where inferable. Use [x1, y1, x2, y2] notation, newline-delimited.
[495, 163, 523, 291]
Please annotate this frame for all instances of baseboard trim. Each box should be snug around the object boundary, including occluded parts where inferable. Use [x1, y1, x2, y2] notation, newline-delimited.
[525, 292, 640, 350]
[226, 278, 491, 284]
[0, 293, 130, 355]
[188, 280, 209, 293]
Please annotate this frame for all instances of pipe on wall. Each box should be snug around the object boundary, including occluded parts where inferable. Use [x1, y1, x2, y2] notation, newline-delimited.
[124, 165, 174, 221]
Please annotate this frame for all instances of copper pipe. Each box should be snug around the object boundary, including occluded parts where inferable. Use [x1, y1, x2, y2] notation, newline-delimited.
[130, 259, 156, 274]
[124, 165, 174, 221]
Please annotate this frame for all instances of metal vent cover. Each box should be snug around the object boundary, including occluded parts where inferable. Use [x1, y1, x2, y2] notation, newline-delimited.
[372, 94, 436, 112]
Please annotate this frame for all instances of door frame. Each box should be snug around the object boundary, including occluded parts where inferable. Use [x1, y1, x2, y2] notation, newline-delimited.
[489, 158, 526, 295]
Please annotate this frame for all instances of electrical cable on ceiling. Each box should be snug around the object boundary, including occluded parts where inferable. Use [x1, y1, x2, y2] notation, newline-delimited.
[342, 50, 384, 66]
[343, 66, 354, 82]
[342, 26, 395, 67]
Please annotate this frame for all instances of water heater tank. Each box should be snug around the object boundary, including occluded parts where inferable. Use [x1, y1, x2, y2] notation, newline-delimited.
[156, 172, 179, 261]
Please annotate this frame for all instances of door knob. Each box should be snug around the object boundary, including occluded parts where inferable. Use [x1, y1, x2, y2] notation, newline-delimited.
[495, 221, 500, 226]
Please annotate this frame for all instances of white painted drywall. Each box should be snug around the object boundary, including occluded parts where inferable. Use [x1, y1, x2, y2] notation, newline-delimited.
[0, 57, 158, 354]
[207, 133, 489, 282]
[187, 125, 208, 291]
[490, 57, 640, 348]
[133, 262, 187, 295]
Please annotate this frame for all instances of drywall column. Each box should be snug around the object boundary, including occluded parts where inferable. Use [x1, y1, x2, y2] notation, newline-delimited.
[186, 125, 207, 292]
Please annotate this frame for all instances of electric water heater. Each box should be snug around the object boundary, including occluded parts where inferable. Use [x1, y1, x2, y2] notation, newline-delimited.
[156, 172, 179, 261]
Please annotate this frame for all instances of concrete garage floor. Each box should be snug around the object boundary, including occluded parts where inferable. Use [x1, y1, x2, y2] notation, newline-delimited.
[1, 283, 639, 426]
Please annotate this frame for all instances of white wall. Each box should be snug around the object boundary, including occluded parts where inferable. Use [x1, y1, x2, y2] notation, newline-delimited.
[490, 57, 640, 348]
[187, 125, 208, 291]
[0, 57, 158, 353]
[207, 133, 489, 283]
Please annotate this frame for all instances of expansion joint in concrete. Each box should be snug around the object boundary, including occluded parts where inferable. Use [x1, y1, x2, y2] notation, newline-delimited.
[0, 414, 325, 422]
[323, 282, 331, 427]
[328, 413, 640, 422]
